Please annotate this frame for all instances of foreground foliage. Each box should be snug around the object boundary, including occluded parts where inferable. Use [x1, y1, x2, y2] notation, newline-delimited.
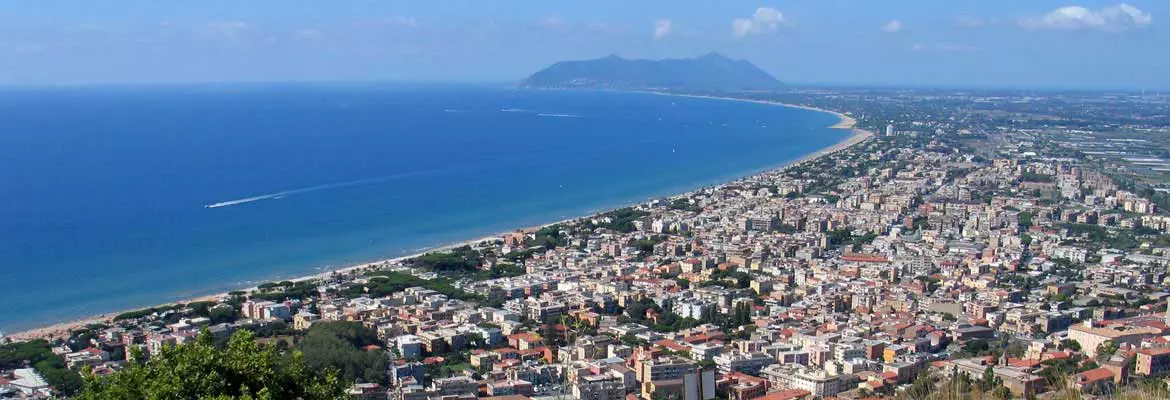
[894, 371, 1170, 400]
[78, 330, 347, 400]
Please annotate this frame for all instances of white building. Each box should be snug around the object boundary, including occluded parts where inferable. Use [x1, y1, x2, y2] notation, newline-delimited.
[713, 351, 775, 375]
[760, 364, 843, 398]
[396, 334, 424, 359]
[7, 369, 50, 396]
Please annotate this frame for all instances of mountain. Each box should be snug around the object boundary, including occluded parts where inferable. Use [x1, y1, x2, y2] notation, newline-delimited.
[520, 53, 783, 90]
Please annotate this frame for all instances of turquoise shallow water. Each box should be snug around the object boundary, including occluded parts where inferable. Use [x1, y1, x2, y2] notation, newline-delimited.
[0, 84, 845, 333]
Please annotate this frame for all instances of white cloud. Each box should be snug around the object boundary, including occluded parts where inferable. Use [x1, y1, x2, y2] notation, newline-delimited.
[882, 20, 904, 33]
[732, 7, 786, 37]
[654, 19, 672, 39]
[1021, 3, 1152, 31]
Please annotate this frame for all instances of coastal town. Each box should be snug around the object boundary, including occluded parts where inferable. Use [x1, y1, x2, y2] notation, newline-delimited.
[6, 88, 1170, 400]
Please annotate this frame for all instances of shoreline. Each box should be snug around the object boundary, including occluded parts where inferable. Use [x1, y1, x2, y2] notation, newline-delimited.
[4, 93, 873, 342]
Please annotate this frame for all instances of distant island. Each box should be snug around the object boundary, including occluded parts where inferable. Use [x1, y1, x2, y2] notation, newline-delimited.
[520, 52, 783, 90]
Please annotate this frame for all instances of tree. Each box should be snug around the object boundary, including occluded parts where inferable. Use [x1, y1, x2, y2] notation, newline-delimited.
[1058, 339, 1081, 352]
[1096, 340, 1119, 362]
[897, 370, 936, 400]
[1, 339, 83, 395]
[298, 322, 389, 385]
[978, 365, 1001, 392]
[78, 329, 346, 399]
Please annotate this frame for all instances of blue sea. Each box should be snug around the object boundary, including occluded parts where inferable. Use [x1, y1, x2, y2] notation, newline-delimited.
[0, 84, 845, 333]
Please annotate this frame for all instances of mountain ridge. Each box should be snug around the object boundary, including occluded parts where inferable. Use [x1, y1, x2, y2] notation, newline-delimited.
[520, 53, 783, 90]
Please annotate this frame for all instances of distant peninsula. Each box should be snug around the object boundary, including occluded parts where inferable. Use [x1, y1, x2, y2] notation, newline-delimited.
[520, 52, 783, 91]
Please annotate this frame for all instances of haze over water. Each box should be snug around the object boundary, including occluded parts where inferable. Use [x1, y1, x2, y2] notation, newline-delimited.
[0, 84, 845, 332]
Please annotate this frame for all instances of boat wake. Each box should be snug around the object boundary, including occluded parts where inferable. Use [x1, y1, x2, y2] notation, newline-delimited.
[537, 113, 583, 118]
[204, 180, 370, 209]
[204, 170, 439, 209]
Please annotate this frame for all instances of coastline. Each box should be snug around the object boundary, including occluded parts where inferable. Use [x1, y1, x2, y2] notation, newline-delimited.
[4, 93, 873, 342]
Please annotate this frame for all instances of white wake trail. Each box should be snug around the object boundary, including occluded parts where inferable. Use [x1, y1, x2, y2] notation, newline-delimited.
[204, 171, 442, 209]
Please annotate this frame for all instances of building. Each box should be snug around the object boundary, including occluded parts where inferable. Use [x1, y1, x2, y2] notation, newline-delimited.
[293, 311, 319, 330]
[573, 373, 626, 400]
[348, 383, 386, 400]
[759, 365, 842, 398]
[431, 376, 479, 396]
[713, 351, 776, 375]
[952, 325, 995, 341]
[64, 347, 109, 369]
[391, 362, 426, 385]
[946, 358, 1043, 397]
[396, 335, 424, 359]
[241, 300, 292, 321]
[487, 380, 534, 396]
[721, 373, 769, 400]
[1070, 368, 1115, 394]
[5, 369, 50, 396]
[757, 389, 811, 400]
[1135, 348, 1170, 376]
[635, 356, 716, 400]
[1068, 320, 1163, 358]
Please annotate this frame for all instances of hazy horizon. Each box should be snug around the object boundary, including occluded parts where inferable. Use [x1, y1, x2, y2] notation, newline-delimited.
[1, 1, 1167, 90]
[0, 73, 1165, 92]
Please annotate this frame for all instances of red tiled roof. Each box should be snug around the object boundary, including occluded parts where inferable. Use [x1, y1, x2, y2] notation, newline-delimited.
[655, 339, 690, 352]
[1043, 351, 1071, 360]
[1139, 348, 1170, 356]
[1077, 368, 1114, 384]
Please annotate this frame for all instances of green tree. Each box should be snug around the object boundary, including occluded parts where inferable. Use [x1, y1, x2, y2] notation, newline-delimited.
[1096, 340, 1119, 362]
[978, 365, 1001, 392]
[298, 322, 389, 385]
[1058, 339, 1081, 352]
[1, 339, 83, 395]
[78, 329, 346, 400]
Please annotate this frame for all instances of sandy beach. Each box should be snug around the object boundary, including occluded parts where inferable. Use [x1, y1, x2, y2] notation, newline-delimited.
[4, 94, 873, 343]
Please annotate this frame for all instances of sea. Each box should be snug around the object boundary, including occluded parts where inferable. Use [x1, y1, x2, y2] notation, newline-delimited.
[0, 84, 846, 333]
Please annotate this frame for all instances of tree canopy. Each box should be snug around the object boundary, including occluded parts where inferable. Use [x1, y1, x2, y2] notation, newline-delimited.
[0, 339, 84, 395]
[78, 329, 347, 400]
[297, 322, 389, 385]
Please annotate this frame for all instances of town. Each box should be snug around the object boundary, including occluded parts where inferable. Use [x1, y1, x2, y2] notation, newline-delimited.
[6, 87, 1170, 400]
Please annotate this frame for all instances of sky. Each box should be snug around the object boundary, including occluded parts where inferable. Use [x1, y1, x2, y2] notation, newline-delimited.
[0, 1, 1167, 89]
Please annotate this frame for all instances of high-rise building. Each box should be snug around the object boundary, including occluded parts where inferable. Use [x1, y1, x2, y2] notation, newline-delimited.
[885, 124, 896, 137]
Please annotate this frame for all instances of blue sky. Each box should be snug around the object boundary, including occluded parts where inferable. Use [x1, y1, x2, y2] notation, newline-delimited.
[0, 1, 1166, 89]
